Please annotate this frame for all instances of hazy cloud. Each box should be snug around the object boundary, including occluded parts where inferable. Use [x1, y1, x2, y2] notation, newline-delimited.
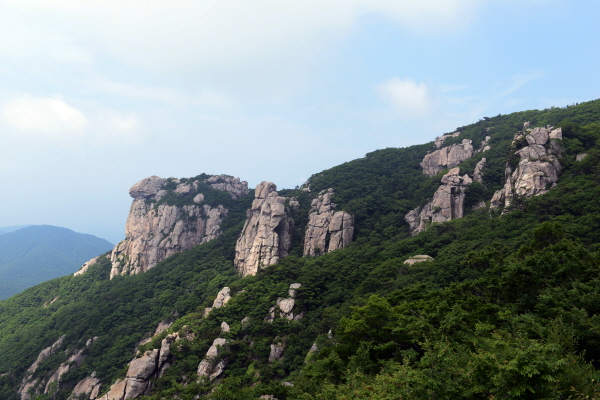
[1, 94, 87, 136]
[378, 78, 435, 118]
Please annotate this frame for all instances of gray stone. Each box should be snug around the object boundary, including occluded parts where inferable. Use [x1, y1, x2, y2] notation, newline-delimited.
[204, 175, 249, 199]
[197, 338, 228, 379]
[404, 255, 434, 265]
[234, 182, 294, 277]
[474, 158, 486, 183]
[269, 339, 285, 363]
[129, 176, 165, 199]
[576, 153, 588, 161]
[421, 139, 474, 176]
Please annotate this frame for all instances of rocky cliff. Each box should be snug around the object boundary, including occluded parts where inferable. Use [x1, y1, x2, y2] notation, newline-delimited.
[405, 168, 473, 235]
[87, 175, 248, 279]
[303, 188, 354, 256]
[421, 139, 474, 176]
[491, 126, 562, 208]
[234, 182, 295, 277]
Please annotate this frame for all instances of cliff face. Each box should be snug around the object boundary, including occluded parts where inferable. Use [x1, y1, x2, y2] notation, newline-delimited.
[491, 126, 562, 208]
[303, 188, 354, 256]
[421, 139, 474, 176]
[405, 168, 472, 235]
[103, 175, 247, 278]
[234, 182, 294, 277]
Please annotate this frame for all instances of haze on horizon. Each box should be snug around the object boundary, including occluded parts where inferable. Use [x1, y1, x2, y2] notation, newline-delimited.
[0, 0, 598, 244]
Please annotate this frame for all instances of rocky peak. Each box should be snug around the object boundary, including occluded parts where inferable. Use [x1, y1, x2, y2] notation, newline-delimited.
[405, 168, 472, 235]
[234, 182, 294, 277]
[303, 188, 354, 257]
[421, 139, 474, 176]
[85, 174, 243, 279]
[491, 126, 562, 209]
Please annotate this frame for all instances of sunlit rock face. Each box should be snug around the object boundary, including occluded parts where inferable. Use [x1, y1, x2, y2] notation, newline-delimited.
[75, 174, 248, 279]
[421, 139, 474, 176]
[234, 182, 294, 277]
[405, 168, 472, 235]
[491, 126, 562, 209]
[303, 188, 354, 257]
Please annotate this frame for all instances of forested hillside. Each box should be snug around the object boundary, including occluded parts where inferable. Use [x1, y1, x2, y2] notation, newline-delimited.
[0, 225, 113, 300]
[1, 100, 600, 399]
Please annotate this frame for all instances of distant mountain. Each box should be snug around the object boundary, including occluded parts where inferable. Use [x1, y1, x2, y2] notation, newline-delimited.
[0, 225, 31, 234]
[0, 225, 113, 299]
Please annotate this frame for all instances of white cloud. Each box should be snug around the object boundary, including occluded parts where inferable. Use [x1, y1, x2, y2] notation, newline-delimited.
[378, 78, 435, 118]
[1, 94, 87, 136]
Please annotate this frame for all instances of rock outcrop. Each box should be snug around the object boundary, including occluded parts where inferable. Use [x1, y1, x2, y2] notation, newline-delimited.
[265, 283, 304, 322]
[68, 372, 102, 400]
[103, 175, 242, 278]
[95, 333, 179, 400]
[203, 287, 232, 317]
[197, 338, 229, 380]
[74, 256, 99, 276]
[491, 126, 562, 209]
[434, 131, 460, 149]
[18, 336, 66, 400]
[405, 168, 473, 235]
[404, 255, 434, 265]
[474, 158, 486, 183]
[234, 182, 294, 277]
[303, 189, 354, 257]
[421, 139, 474, 176]
[204, 175, 249, 199]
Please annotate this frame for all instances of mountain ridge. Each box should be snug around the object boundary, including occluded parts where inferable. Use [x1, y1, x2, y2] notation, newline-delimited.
[2, 99, 600, 399]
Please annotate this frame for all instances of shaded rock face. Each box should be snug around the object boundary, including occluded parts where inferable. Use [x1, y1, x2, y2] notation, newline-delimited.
[405, 168, 473, 235]
[421, 139, 474, 176]
[269, 338, 286, 363]
[19, 336, 98, 400]
[303, 189, 354, 257]
[204, 175, 249, 199]
[95, 333, 179, 400]
[491, 126, 562, 209]
[234, 182, 294, 277]
[107, 175, 233, 278]
[197, 338, 229, 380]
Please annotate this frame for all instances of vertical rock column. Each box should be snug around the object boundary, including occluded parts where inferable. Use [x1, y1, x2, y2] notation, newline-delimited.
[234, 182, 294, 277]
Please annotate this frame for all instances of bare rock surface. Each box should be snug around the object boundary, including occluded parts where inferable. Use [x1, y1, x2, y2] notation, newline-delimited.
[404, 255, 434, 265]
[74, 256, 99, 276]
[303, 189, 354, 257]
[576, 153, 588, 161]
[108, 175, 235, 278]
[197, 338, 229, 380]
[405, 168, 472, 235]
[204, 175, 249, 199]
[421, 139, 474, 176]
[269, 338, 286, 363]
[265, 283, 304, 322]
[474, 158, 486, 183]
[68, 372, 102, 400]
[491, 126, 562, 209]
[203, 287, 232, 317]
[234, 182, 294, 277]
[18, 336, 66, 400]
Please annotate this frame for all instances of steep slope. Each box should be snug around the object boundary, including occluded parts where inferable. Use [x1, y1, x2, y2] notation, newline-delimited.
[1, 100, 600, 400]
[0, 226, 113, 300]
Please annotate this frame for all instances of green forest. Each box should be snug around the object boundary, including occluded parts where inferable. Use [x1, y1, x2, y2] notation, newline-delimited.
[2, 100, 600, 399]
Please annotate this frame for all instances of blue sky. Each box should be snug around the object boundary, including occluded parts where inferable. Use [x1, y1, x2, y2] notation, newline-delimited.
[0, 0, 598, 244]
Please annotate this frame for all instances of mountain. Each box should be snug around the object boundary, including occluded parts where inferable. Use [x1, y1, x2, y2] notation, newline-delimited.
[0, 225, 32, 235]
[0, 225, 114, 300]
[1, 100, 600, 399]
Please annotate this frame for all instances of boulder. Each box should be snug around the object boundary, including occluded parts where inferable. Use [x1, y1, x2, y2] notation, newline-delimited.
[204, 175, 249, 199]
[474, 158, 486, 183]
[404, 255, 434, 265]
[68, 373, 102, 400]
[129, 176, 165, 199]
[197, 338, 229, 380]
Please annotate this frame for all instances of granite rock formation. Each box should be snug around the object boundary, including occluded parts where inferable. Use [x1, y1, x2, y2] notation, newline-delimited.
[491, 126, 562, 208]
[197, 338, 229, 380]
[474, 158, 487, 183]
[434, 131, 461, 149]
[405, 168, 473, 235]
[204, 175, 249, 199]
[421, 139, 474, 176]
[101, 175, 241, 278]
[95, 333, 179, 400]
[234, 182, 294, 277]
[18, 336, 66, 400]
[265, 283, 304, 323]
[404, 255, 434, 265]
[303, 189, 354, 257]
[203, 287, 232, 317]
[68, 373, 102, 400]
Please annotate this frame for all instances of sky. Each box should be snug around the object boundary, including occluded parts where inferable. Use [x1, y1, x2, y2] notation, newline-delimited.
[1, 0, 599, 244]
